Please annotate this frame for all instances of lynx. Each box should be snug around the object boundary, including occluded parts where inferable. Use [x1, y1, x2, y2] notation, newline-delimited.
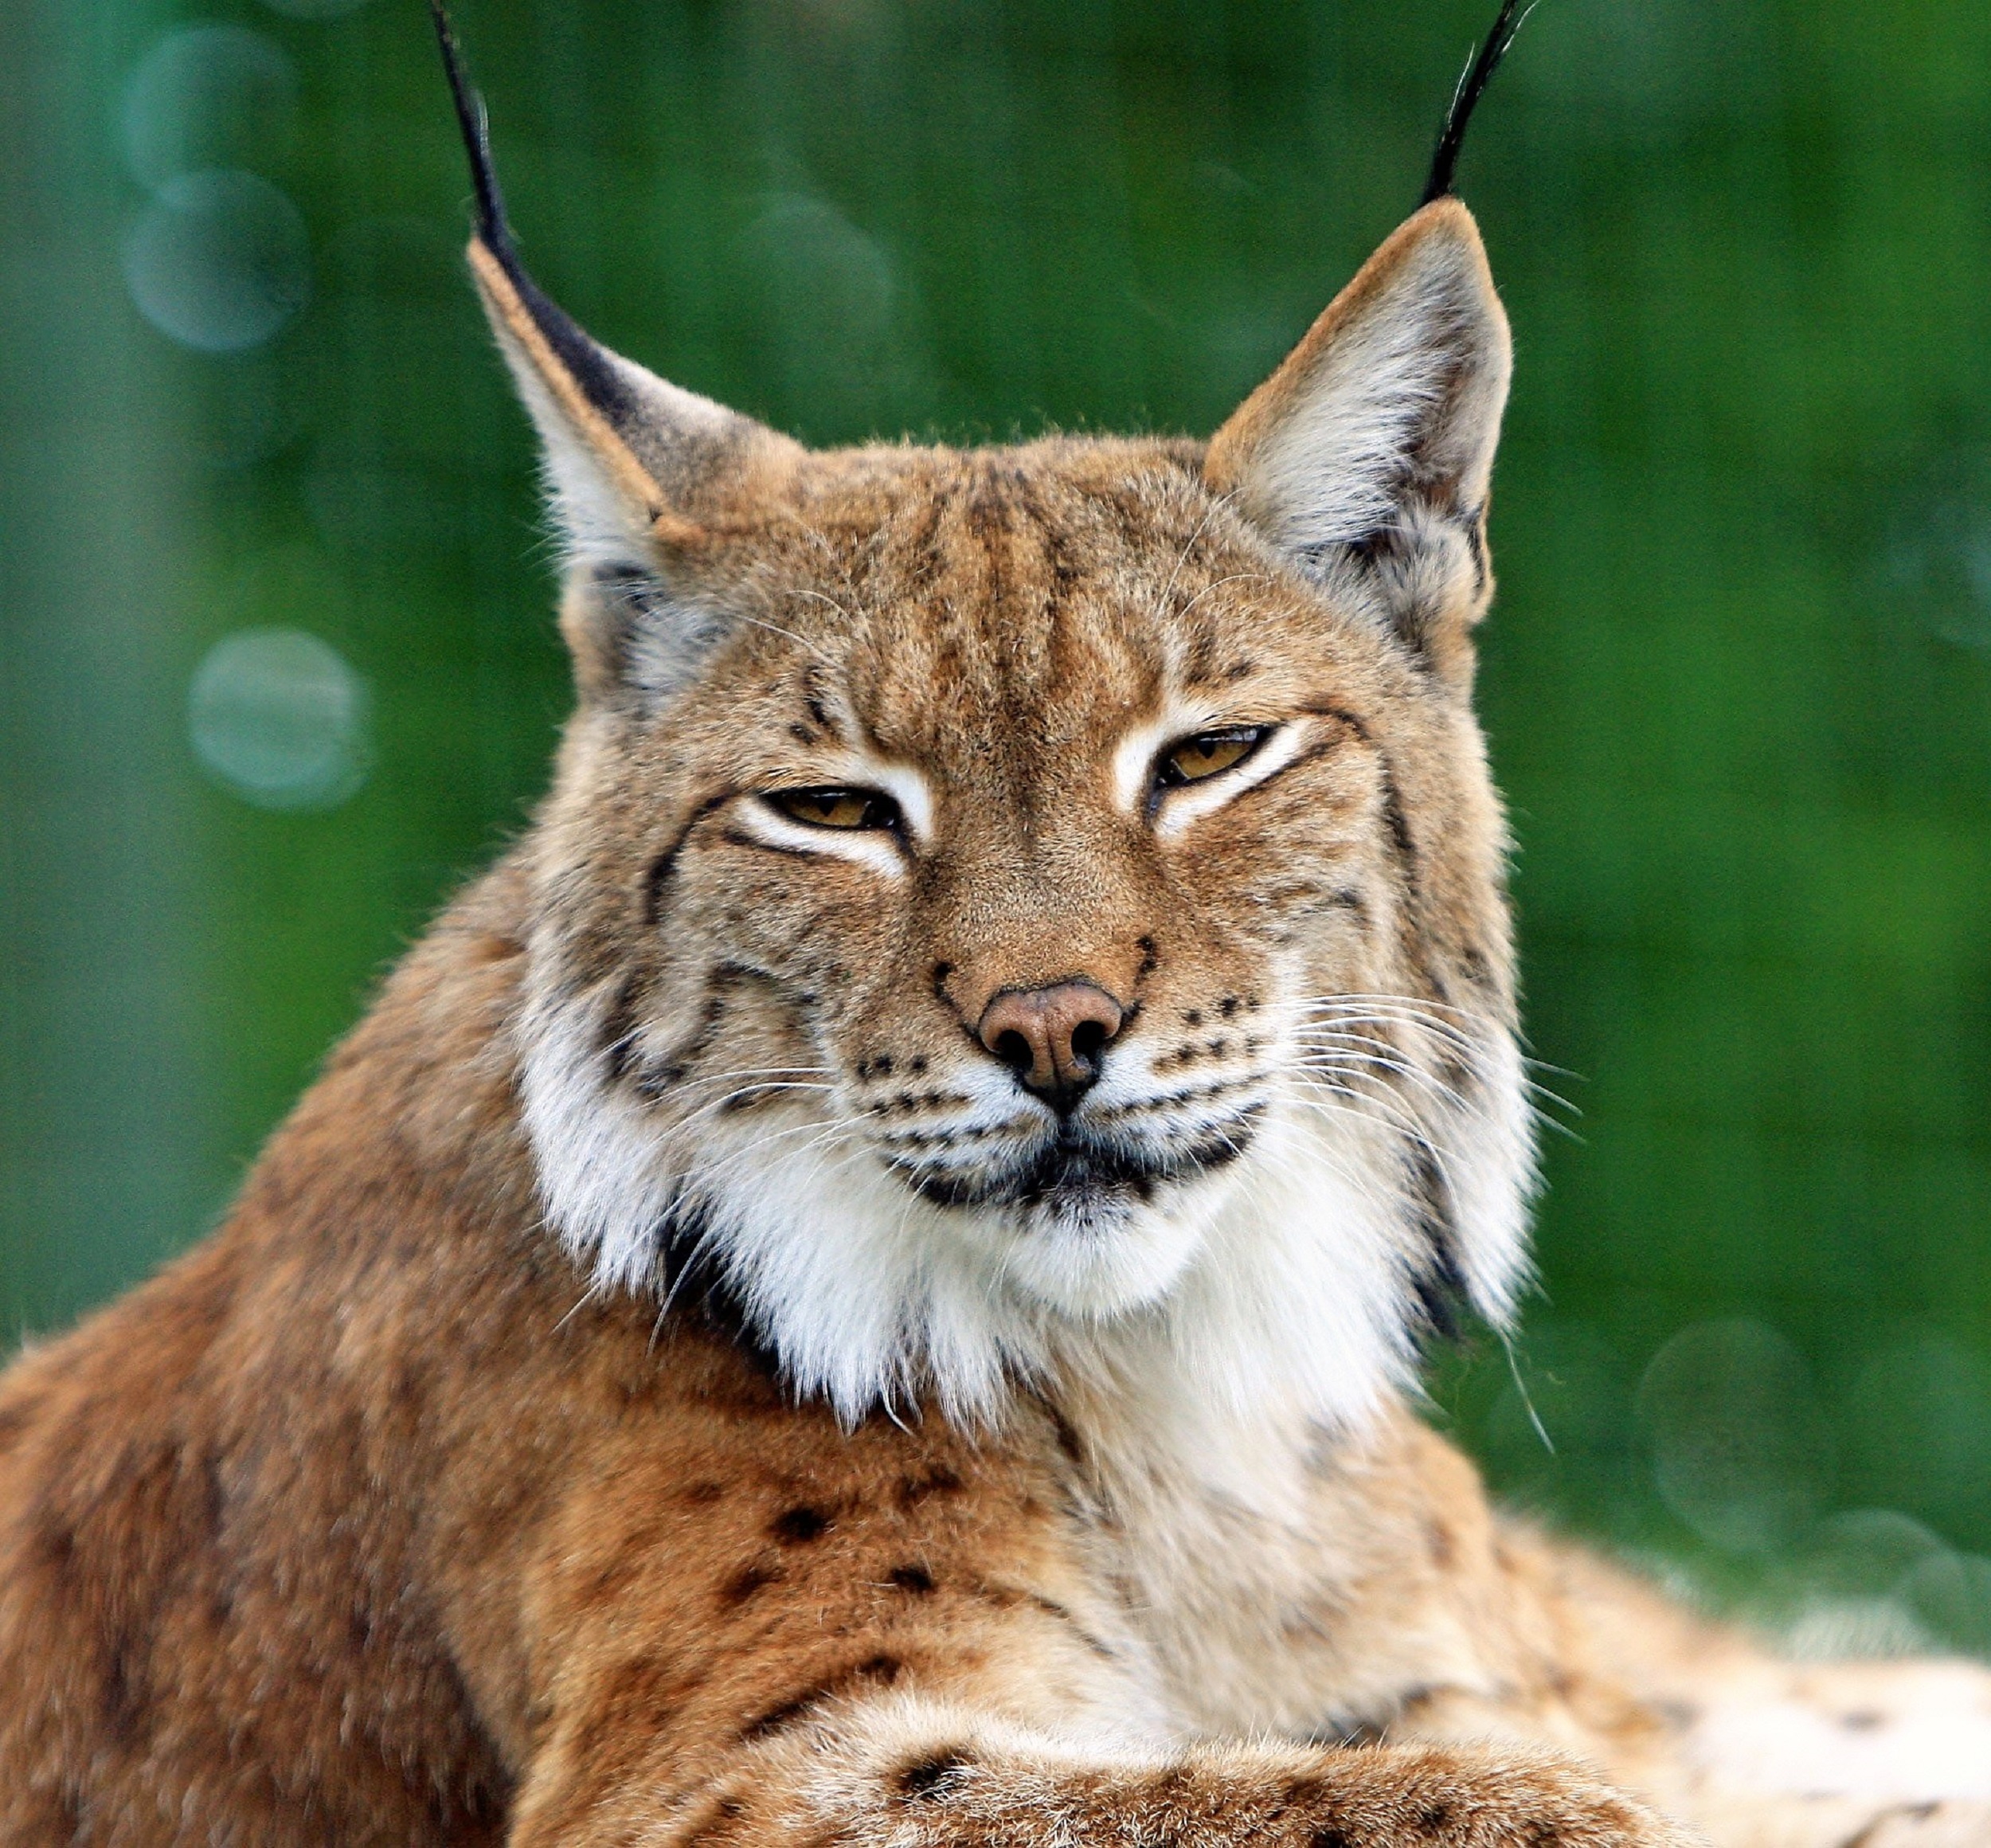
[2, 6, 1986, 1843]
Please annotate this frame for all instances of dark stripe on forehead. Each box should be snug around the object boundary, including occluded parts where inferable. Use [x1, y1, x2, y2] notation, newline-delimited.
[1008, 474, 1081, 607]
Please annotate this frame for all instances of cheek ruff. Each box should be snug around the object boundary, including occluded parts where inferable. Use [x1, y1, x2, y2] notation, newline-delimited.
[516, 957, 1534, 1432]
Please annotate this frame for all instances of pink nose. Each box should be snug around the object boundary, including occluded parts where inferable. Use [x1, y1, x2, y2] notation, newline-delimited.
[976, 981, 1125, 1110]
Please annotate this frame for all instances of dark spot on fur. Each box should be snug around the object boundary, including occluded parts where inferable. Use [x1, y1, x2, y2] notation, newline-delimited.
[721, 1563, 783, 1606]
[898, 1466, 964, 1506]
[200, 1451, 227, 1538]
[873, 1055, 894, 1078]
[1026, 1592, 1116, 1658]
[100, 1622, 150, 1745]
[1418, 1807, 1452, 1835]
[34, 1511, 77, 1577]
[656, 1210, 784, 1378]
[898, 1751, 972, 1799]
[888, 1564, 937, 1595]
[1183, 1009, 1203, 1028]
[1045, 1404, 1085, 1469]
[772, 1505, 832, 1544]
[1134, 935, 1159, 979]
[1312, 1830, 1353, 1848]
[1218, 996, 1239, 1019]
[1378, 769, 1418, 875]
[909, 1055, 928, 1075]
[597, 976, 642, 1084]
[1465, 516, 1488, 591]
[740, 1689, 831, 1740]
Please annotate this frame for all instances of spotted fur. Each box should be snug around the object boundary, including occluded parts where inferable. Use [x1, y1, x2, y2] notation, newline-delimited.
[1, 190, 1986, 1848]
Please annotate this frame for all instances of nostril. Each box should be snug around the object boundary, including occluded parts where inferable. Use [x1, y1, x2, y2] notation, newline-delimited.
[992, 1029, 1035, 1076]
[1068, 1019, 1108, 1067]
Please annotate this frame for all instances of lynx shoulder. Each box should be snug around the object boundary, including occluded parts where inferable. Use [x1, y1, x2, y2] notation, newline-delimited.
[1, 10, 1987, 1846]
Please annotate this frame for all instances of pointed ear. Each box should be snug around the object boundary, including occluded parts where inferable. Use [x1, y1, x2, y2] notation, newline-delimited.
[1204, 198, 1512, 673]
[469, 241, 801, 698]
[429, 0, 800, 700]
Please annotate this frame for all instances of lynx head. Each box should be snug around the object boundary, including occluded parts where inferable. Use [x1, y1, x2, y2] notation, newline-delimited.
[438, 15, 1533, 1428]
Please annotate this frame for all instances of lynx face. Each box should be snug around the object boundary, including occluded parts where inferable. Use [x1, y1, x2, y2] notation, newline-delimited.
[483, 204, 1532, 1424]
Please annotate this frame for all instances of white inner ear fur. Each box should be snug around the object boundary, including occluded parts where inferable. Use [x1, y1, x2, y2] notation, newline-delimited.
[1233, 230, 1507, 558]
[495, 336, 733, 574]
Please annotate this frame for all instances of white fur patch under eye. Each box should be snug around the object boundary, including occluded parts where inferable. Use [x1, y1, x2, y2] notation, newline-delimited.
[732, 800, 906, 876]
[1112, 706, 1206, 816]
[1152, 722, 1301, 840]
[823, 752, 935, 845]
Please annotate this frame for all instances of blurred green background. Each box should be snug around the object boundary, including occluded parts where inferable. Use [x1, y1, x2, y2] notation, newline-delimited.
[2, 0, 1988, 1652]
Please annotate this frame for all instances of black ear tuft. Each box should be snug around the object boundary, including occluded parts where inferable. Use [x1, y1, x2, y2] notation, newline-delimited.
[1421, 0, 1535, 206]
[428, 0, 514, 261]
[428, 1, 651, 440]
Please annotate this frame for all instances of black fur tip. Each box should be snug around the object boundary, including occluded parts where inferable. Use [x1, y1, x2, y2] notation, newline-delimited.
[1421, 0, 1535, 206]
[428, 0, 514, 260]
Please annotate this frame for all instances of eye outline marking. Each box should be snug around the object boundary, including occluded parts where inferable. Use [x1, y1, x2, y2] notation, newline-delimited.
[729, 793, 909, 875]
[728, 745, 937, 875]
[1150, 723, 1272, 798]
[762, 785, 904, 833]
[779, 748, 935, 845]
[1149, 719, 1310, 841]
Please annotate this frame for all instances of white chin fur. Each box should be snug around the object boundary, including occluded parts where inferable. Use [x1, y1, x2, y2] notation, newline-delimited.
[992, 1192, 1212, 1320]
[516, 986, 1534, 1433]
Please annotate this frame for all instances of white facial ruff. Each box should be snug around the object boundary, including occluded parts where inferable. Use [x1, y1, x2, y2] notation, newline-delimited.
[514, 968, 1535, 1435]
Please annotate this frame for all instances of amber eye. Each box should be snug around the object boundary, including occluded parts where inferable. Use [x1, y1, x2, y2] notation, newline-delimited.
[1156, 726, 1269, 789]
[765, 787, 902, 832]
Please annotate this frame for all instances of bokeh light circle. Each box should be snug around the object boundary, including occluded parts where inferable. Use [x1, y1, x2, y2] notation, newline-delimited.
[121, 25, 295, 191]
[1636, 1319, 1834, 1555]
[188, 628, 370, 810]
[123, 170, 310, 353]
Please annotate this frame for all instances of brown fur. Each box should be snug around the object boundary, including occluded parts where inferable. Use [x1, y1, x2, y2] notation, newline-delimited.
[3, 197, 1987, 1848]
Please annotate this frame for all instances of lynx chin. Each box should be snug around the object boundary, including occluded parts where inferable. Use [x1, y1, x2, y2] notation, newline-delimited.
[1, 5, 1988, 1845]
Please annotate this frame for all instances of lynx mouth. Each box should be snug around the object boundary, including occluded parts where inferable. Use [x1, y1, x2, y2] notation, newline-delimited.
[891, 1110, 1260, 1214]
